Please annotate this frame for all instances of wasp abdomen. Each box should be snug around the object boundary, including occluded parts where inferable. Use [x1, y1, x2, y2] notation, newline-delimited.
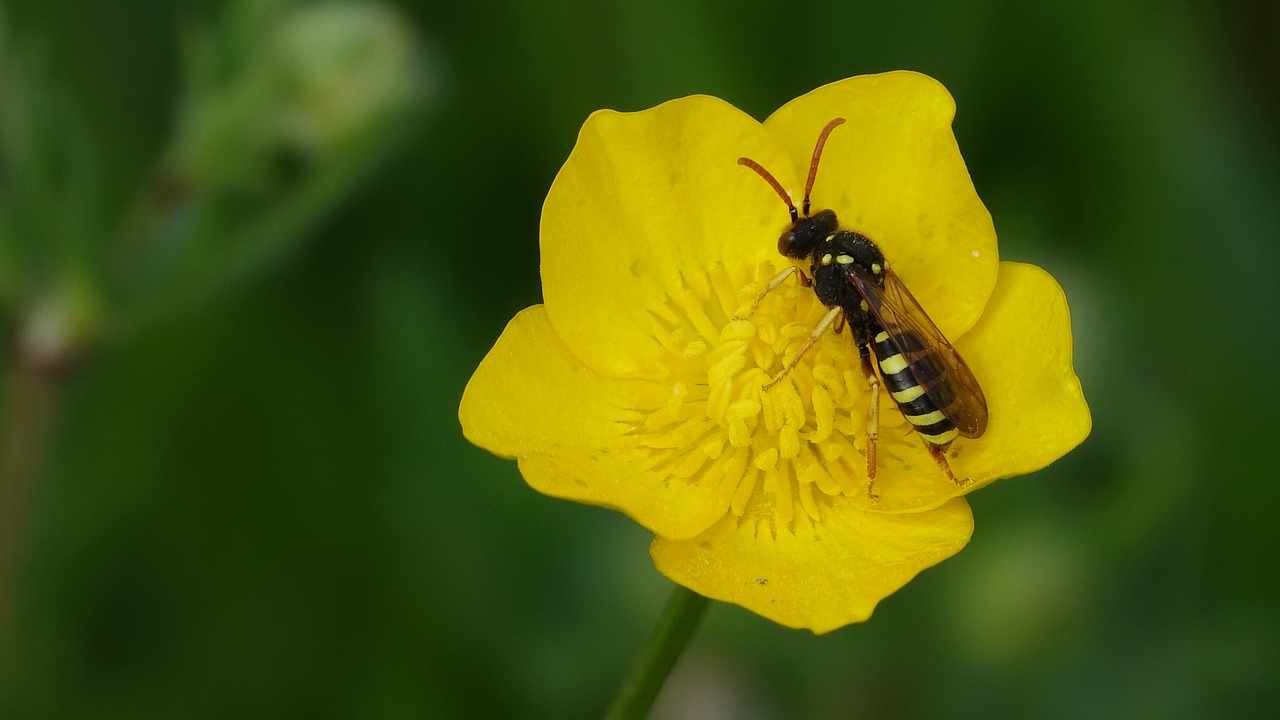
[872, 330, 959, 446]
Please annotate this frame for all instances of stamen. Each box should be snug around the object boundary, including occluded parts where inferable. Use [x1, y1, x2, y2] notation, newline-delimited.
[633, 260, 909, 531]
[771, 465, 794, 527]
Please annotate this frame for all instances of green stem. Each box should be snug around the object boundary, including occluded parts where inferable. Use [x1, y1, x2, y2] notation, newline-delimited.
[0, 357, 62, 687]
[604, 583, 710, 720]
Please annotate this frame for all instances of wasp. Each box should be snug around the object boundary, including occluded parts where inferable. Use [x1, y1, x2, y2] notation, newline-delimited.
[736, 118, 987, 496]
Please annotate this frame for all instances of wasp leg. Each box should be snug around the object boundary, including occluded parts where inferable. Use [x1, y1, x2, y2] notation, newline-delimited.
[734, 266, 811, 320]
[859, 346, 880, 500]
[762, 306, 841, 391]
[923, 442, 973, 488]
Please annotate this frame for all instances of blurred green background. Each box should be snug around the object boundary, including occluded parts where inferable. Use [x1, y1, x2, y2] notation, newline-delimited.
[0, 0, 1277, 717]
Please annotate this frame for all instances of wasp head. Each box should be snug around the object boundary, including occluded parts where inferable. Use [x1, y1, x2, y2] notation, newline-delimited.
[778, 208, 838, 261]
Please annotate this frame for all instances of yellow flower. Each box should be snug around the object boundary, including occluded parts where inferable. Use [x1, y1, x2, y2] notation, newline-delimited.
[460, 72, 1090, 633]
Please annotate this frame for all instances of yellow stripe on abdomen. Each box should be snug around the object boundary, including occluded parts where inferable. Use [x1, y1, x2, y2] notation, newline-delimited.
[891, 385, 926, 403]
[904, 409, 946, 427]
[918, 427, 959, 444]
[879, 353, 908, 375]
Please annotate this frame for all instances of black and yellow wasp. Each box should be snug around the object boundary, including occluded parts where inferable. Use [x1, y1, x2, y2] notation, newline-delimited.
[736, 118, 987, 495]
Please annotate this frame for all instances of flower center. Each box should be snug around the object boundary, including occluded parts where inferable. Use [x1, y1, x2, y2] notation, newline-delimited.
[637, 260, 902, 530]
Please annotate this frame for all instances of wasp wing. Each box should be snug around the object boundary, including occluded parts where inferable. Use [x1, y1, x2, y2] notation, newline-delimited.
[846, 267, 988, 438]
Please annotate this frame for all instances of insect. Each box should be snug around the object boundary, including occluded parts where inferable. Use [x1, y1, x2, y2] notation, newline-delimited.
[736, 117, 987, 496]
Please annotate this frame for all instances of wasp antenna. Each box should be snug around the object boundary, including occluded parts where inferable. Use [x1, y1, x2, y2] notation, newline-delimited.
[738, 157, 798, 223]
[803, 117, 846, 216]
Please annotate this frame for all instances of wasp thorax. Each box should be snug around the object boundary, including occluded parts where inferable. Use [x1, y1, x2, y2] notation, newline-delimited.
[777, 209, 839, 260]
[826, 231, 886, 276]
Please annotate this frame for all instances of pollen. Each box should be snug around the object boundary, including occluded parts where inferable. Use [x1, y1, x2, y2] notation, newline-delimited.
[635, 261, 882, 535]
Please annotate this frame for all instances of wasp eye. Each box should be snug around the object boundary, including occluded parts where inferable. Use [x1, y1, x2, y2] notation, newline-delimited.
[777, 231, 796, 257]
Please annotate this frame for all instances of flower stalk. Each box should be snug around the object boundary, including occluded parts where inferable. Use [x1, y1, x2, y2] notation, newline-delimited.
[0, 354, 63, 689]
[604, 584, 710, 720]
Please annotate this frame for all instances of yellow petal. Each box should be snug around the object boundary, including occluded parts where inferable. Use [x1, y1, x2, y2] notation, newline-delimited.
[952, 261, 1092, 485]
[541, 96, 797, 378]
[763, 71, 998, 340]
[460, 306, 728, 538]
[651, 496, 974, 633]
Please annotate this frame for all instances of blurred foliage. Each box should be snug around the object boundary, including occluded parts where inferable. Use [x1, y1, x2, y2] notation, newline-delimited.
[0, 0, 1276, 718]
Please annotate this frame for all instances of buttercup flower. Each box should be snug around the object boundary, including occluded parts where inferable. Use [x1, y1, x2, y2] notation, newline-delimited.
[460, 71, 1090, 633]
